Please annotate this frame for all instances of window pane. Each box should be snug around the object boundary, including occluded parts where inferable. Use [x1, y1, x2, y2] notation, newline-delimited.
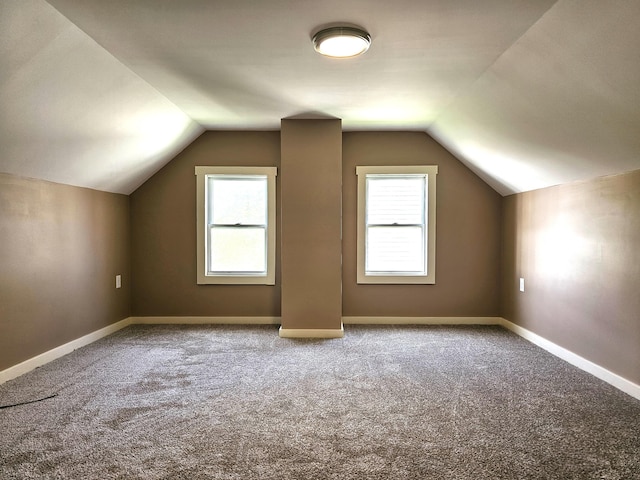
[366, 176, 425, 225]
[209, 177, 267, 225]
[209, 227, 266, 273]
[366, 226, 424, 273]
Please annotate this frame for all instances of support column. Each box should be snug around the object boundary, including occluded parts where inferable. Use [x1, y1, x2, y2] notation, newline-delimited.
[280, 119, 343, 338]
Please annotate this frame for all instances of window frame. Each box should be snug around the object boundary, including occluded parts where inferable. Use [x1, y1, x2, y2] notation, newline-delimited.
[356, 165, 438, 284]
[195, 166, 277, 285]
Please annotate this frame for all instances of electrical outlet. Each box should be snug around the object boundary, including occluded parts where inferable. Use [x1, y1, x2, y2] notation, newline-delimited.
[519, 277, 525, 292]
[115, 275, 122, 289]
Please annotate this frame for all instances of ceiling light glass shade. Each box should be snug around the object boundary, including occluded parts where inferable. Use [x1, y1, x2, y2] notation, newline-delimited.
[313, 26, 371, 58]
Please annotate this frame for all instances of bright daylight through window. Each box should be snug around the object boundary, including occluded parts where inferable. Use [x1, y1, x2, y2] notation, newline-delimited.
[356, 165, 437, 284]
[195, 166, 277, 285]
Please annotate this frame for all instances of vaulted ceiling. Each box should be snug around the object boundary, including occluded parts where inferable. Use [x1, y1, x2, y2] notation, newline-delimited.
[2, 0, 639, 195]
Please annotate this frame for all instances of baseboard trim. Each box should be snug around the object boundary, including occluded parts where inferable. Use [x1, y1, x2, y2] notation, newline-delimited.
[343, 316, 502, 325]
[279, 325, 345, 339]
[130, 316, 281, 325]
[4, 315, 638, 400]
[0, 317, 133, 385]
[499, 318, 640, 401]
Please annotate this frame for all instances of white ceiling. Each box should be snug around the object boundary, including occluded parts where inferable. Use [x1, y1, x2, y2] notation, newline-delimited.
[2, 0, 639, 195]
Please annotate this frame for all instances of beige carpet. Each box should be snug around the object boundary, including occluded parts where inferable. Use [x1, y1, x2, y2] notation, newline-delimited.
[1, 325, 639, 479]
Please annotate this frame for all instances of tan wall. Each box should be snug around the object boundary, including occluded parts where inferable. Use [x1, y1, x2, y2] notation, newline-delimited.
[501, 169, 640, 385]
[280, 120, 342, 330]
[342, 132, 502, 317]
[0, 173, 130, 371]
[131, 130, 501, 320]
[130, 131, 282, 316]
[3, 128, 636, 389]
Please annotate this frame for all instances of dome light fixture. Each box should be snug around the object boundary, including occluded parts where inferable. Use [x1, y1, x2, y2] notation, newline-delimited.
[312, 26, 371, 58]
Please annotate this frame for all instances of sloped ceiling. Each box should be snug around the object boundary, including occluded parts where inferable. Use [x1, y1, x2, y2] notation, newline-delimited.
[430, 0, 640, 194]
[0, 0, 203, 194]
[2, 0, 639, 195]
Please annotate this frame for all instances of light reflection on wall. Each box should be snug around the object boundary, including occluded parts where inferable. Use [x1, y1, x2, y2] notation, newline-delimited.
[535, 218, 596, 281]
[458, 143, 553, 194]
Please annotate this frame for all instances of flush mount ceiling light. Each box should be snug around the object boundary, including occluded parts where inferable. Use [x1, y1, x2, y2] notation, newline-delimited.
[312, 26, 371, 58]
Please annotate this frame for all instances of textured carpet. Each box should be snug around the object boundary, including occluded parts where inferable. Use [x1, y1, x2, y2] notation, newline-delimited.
[1, 325, 639, 479]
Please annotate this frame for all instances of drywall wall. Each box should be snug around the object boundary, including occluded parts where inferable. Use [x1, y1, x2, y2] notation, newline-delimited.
[342, 132, 502, 317]
[0, 173, 130, 371]
[280, 119, 342, 331]
[130, 131, 282, 316]
[502, 169, 640, 385]
[131, 130, 502, 318]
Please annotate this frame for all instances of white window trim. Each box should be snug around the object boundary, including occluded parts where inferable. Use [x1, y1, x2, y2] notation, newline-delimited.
[356, 165, 437, 284]
[195, 166, 277, 285]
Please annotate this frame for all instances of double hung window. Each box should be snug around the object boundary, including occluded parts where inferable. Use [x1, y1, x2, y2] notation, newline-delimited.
[356, 165, 437, 284]
[195, 166, 277, 285]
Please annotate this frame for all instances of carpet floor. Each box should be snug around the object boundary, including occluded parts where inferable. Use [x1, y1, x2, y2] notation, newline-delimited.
[1, 325, 639, 479]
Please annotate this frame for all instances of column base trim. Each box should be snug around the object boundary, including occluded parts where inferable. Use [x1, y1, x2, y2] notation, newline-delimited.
[279, 325, 344, 339]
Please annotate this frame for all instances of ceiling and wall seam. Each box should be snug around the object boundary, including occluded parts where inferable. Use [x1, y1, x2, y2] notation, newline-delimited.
[0, 0, 204, 194]
[428, 0, 640, 195]
[427, 0, 561, 129]
[42, 0, 199, 123]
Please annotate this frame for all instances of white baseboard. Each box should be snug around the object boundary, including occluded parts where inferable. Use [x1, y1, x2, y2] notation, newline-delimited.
[0, 317, 133, 385]
[3, 315, 638, 401]
[130, 316, 281, 325]
[499, 318, 640, 401]
[132, 316, 501, 326]
[343, 316, 502, 325]
[0, 316, 279, 384]
[279, 325, 345, 339]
